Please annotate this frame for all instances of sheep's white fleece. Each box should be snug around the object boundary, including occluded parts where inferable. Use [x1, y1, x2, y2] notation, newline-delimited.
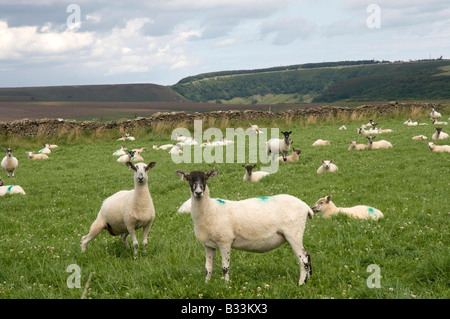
[312, 196, 383, 220]
[427, 142, 450, 153]
[0, 185, 26, 196]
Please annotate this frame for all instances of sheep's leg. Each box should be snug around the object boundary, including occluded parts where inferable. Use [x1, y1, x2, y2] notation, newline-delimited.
[127, 227, 139, 258]
[219, 246, 231, 282]
[121, 234, 130, 249]
[205, 247, 215, 282]
[285, 235, 312, 285]
[142, 220, 153, 250]
[81, 218, 106, 251]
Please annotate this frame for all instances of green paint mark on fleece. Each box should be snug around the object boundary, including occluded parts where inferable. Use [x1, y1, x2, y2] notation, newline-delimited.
[215, 199, 226, 204]
[368, 207, 375, 215]
[258, 196, 272, 201]
[7, 185, 13, 192]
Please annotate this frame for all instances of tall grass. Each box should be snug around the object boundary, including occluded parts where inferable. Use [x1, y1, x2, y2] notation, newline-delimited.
[0, 107, 448, 299]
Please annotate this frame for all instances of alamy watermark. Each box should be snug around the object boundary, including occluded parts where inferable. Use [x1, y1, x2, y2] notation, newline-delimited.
[366, 264, 382, 288]
[66, 4, 81, 30]
[366, 4, 381, 29]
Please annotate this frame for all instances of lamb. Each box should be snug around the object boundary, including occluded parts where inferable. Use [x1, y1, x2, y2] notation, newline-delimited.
[132, 147, 147, 154]
[371, 124, 393, 133]
[357, 128, 380, 135]
[266, 131, 292, 162]
[117, 151, 135, 163]
[278, 148, 301, 162]
[249, 123, 263, 134]
[81, 161, 157, 258]
[412, 135, 428, 140]
[339, 125, 347, 130]
[242, 164, 270, 182]
[113, 146, 128, 156]
[311, 195, 383, 220]
[131, 150, 145, 163]
[426, 142, 450, 153]
[169, 144, 183, 155]
[432, 128, 449, 140]
[1, 148, 19, 177]
[45, 143, 58, 149]
[117, 133, 135, 141]
[0, 179, 26, 196]
[152, 144, 174, 150]
[366, 136, 393, 150]
[175, 169, 313, 285]
[38, 144, 51, 154]
[430, 108, 442, 120]
[432, 119, 448, 125]
[312, 139, 330, 146]
[26, 151, 49, 160]
[348, 141, 367, 151]
[316, 160, 338, 174]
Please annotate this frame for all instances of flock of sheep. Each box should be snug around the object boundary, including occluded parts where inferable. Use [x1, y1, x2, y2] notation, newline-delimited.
[2, 108, 448, 286]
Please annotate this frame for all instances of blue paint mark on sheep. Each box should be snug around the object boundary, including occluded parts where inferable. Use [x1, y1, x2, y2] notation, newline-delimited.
[216, 199, 226, 204]
[368, 207, 375, 215]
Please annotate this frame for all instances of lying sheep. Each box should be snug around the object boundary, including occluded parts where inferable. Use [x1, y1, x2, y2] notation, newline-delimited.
[2, 148, 19, 177]
[357, 128, 380, 135]
[348, 141, 367, 151]
[152, 144, 174, 150]
[26, 151, 49, 160]
[316, 160, 338, 174]
[412, 135, 428, 140]
[117, 133, 135, 141]
[266, 131, 292, 162]
[0, 179, 26, 196]
[311, 195, 383, 220]
[312, 139, 330, 146]
[366, 136, 393, 150]
[117, 151, 135, 163]
[176, 169, 313, 285]
[113, 146, 128, 156]
[169, 144, 183, 155]
[426, 142, 450, 153]
[432, 128, 449, 140]
[131, 151, 145, 163]
[431, 119, 448, 125]
[249, 123, 263, 134]
[242, 164, 270, 182]
[38, 144, 51, 154]
[430, 108, 442, 120]
[339, 125, 347, 130]
[81, 161, 157, 258]
[278, 148, 301, 162]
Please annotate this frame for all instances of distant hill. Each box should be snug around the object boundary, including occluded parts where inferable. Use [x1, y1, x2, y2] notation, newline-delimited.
[0, 83, 186, 103]
[171, 59, 450, 104]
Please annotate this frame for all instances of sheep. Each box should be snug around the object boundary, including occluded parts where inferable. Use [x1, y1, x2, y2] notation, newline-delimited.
[38, 144, 51, 154]
[132, 147, 147, 153]
[432, 128, 449, 140]
[316, 160, 338, 174]
[362, 119, 375, 128]
[1, 148, 19, 177]
[175, 169, 313, 285]
[357, 128, 381, 135]
[432, 119, 448, 125]
[366, 136, 393, 150]
[312, 139, 331, 146]
[430, 108, 442, 120]
[169, 144, 183, 155]
[249, 123, 263, 134]
[117, 133, 135, 141]
[278, 148, 301, 162]
[152, 144, 174, 150]
[117, 151, 135, 163]
[371, 124, 393, 133]
[45, 143, 58, 149]
[242, 164, 270, 182]
[26, 151, 49, 160]
[339, 125, 347, 130]
[0, 179, 26, 196]
[113, 145, 128, 156]
[81, 161, 157, 258]
[412, 135, 428, 140]
[426, 142, 450, 153]
[266, 131, 292, 162]
[131, 150, 145, 163]
[311, 195, 383, 220]
[348, 141, 367, 151]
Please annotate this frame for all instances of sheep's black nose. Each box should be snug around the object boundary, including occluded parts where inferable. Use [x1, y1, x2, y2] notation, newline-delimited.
[195, 191, 203, 196]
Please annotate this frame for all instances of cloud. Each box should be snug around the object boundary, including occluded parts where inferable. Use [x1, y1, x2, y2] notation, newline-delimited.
[260, 16, 317, 45]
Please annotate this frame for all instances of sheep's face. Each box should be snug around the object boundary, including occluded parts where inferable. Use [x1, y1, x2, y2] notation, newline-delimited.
[311, 195, 331, 213]
[242, 164, 256, 175]
[126, 162, 156, 184]
[294, 149, 301, 154]
[4, 148, 14, 157]
[321, 160, 332, 169]
[366, 136, 375, 143]
[176, 169, 218, 198]
[281, 131, 292, 140]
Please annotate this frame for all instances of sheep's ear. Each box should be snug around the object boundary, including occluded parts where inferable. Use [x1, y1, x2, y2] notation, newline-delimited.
[0, 180, 3, 186]
[242, 165, 246, 168]
[206, 169, 218, 179]
[126, 162, 137, 171]
[321, 160, 325, 163]
[176, 170, 188, 180]
[251, 164, 257, 168]
[325, 195, 331, 203]
[288, 131, 292, 134]
[330, 160, 333, 163]
[145, 162, 156, 171]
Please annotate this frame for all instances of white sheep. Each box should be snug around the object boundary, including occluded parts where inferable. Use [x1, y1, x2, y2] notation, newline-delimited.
[131, 150, 144, 163]
[266, 131, 292, 162]
[316, 160, 338, 174]
[46, 143, 58, 149]
[366, 136, 393, 150]
[312, 139, 331, 146]
[0, 179, 26, 196]
[26, 151, 49, 160]
[242, 164, 270, 182]
[113, 145, 128, 156]
[311, 195, 384, 220]
[348, 141, 367, 151]
[432, 119, 448, 125]
[412, 135, 428, 140]
[278, 148, 301, 162]
[339, 125, 347, 130]
[152, 144, 174, 150]
[175, 169, 313, 285]
[117, 133, 135, 141]
[371, 124, 393, 133]
[432, 127, 449, 140]
[38, 144, 51, 154]
[357, 128, 380, 135]
[430, 108, 442, 120]
[426, 142, 450, 153]
[132, 147, 147, 154]
[1, 148, 19, 177]
[169, 144, 183, 155]
[81, 161, 157, 258]
[249, 123, 263, 134]
[117, 151, 135, 163]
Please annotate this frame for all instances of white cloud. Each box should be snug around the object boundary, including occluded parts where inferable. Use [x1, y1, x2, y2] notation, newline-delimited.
[214, 37, 239, 47]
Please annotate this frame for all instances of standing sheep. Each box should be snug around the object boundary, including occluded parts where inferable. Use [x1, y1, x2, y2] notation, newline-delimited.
[175, 169, 313, 285]
[266, 131, 292, 162]
[1, 148, 18, 177]
[81, 161, 157, 258]
[311, 195, 384, 220]
[316, 160, 338, 174]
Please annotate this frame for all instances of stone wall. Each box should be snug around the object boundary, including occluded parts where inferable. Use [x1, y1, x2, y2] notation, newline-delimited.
[0, 102, 442, 137]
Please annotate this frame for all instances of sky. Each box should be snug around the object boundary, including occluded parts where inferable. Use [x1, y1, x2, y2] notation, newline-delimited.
[0, 0, 449, 88]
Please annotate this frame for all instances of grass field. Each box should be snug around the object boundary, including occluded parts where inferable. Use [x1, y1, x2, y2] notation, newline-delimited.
[0, 109, 448, 300]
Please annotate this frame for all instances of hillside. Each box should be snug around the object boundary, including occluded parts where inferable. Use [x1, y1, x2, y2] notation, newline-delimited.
[171, 59, 450, 104]
[0, 83, 186, 103]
